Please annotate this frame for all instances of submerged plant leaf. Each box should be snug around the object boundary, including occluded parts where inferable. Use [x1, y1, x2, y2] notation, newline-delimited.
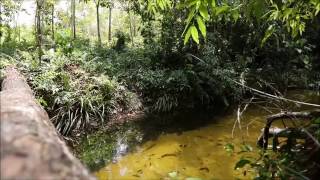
[168, 171, 178, 178]
[186, 177, 203, 180]
[224, 143, 234, 153]
[234, 159, 251, 170]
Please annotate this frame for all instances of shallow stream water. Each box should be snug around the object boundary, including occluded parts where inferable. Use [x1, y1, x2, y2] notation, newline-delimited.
[95, 90, 320, 180]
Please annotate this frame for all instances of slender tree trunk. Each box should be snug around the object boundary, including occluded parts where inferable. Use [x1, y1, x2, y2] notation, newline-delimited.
[35, 1, 43, 63]
[133, 16, 136, 37]
[96, 3, 101, 47]
[51, 4, 54, 40]
[0, 5, 2, 45]
[15, 13, 18, 42]
[128, 11, 134, 45]
[71, 0, 76, 39]
[108, 7, 112, 42]
[18, 25, 20, 42]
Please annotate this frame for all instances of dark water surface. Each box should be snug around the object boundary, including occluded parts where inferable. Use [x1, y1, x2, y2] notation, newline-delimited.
[95, 90, 320, 180]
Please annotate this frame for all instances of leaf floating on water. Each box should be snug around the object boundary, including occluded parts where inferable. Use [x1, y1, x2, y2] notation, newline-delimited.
[179, 144, 187, 148]
[144, 144, 156, 151]
[137, 169, 143, 174]
[199, 167, 210, 172]
[161, 153, 177, 158]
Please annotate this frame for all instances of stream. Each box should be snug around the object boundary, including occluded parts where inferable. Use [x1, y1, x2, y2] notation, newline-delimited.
[94, 90, 320, 180]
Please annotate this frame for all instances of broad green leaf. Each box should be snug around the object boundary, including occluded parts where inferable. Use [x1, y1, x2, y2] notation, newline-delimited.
[234, 159, 251, 170]
[283, 8, 292, 21]
[199, 4, 209, 20]
[196, 16, 206, 37]
[261, 25, 275, 46]
[299, 23, 305, 35]
[215, 5, 229, 15]
[157, 0, 164, 10]
[186, 6, 197, 23]
[211, 0, 216, 8]
[186, 0, 199, 7]
[184, 26, 192, 44]
[182, 6, 196, 36]
[190, 25, 199, 44]
[316, 4, 320, 15]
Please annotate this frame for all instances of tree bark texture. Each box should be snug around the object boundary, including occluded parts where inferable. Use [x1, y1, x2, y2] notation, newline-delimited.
[108, 7, 112, 42]
[0, 67, 95, 180]
[71, 0, 76, 39]
[35, 1, 43, 62]
[96, 2, 101, 47]
[52, 4, 55, 40]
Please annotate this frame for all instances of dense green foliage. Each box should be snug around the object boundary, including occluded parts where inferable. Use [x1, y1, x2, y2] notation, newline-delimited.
[1, 0, 320, 178]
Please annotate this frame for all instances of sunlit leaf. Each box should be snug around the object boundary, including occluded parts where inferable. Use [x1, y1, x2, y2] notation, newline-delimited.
[184, 26, 192, 44]
[210, 0, 216, 8]
[199, 4, 209, 20]
[261, 25, 275, 46]
[215, 5, 229, 15]
[196, 16, 206, 38]
[190, 25, 199, 44]
[186, 0, 199, 7]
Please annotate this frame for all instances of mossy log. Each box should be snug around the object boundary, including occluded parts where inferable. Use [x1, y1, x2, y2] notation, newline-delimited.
[257, 110, 320, 150]
[0, 67, 95, 180]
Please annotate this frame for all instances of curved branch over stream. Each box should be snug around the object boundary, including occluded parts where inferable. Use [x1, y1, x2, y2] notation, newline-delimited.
[0, 67, 95, 179]
[257, 110, 320, 149]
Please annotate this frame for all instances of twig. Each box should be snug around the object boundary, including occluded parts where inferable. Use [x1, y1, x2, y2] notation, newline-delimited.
[232, 97, 254, 138]
[231, 80, 320, 107]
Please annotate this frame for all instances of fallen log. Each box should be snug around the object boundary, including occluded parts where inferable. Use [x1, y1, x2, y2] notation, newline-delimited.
[0, 67, 95, 180]
[257, 110, 320, 149]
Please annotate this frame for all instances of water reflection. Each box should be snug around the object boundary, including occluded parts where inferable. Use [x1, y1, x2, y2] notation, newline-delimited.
[96, 90, 320, 180]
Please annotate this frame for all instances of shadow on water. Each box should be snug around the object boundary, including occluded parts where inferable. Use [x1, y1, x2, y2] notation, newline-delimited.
[137, 108, 229, 143]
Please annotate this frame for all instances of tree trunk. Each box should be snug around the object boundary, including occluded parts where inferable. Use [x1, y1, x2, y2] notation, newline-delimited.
[128, 10, 134, 45]
[133, 16, 136, 37]
[15, 12, 19, 42]
[35, 1, 43, 63]
[71, 0, 76, 39]
[52, 4, 55, 40]
[108, 7, 112, 42]
[0, 5, 2, 44]
[0, 67, 95, 180]
[96, 3, 101, 47]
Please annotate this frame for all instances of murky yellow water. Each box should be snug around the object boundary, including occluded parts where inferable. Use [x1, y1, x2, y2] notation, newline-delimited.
[96, 90, 320, 180]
